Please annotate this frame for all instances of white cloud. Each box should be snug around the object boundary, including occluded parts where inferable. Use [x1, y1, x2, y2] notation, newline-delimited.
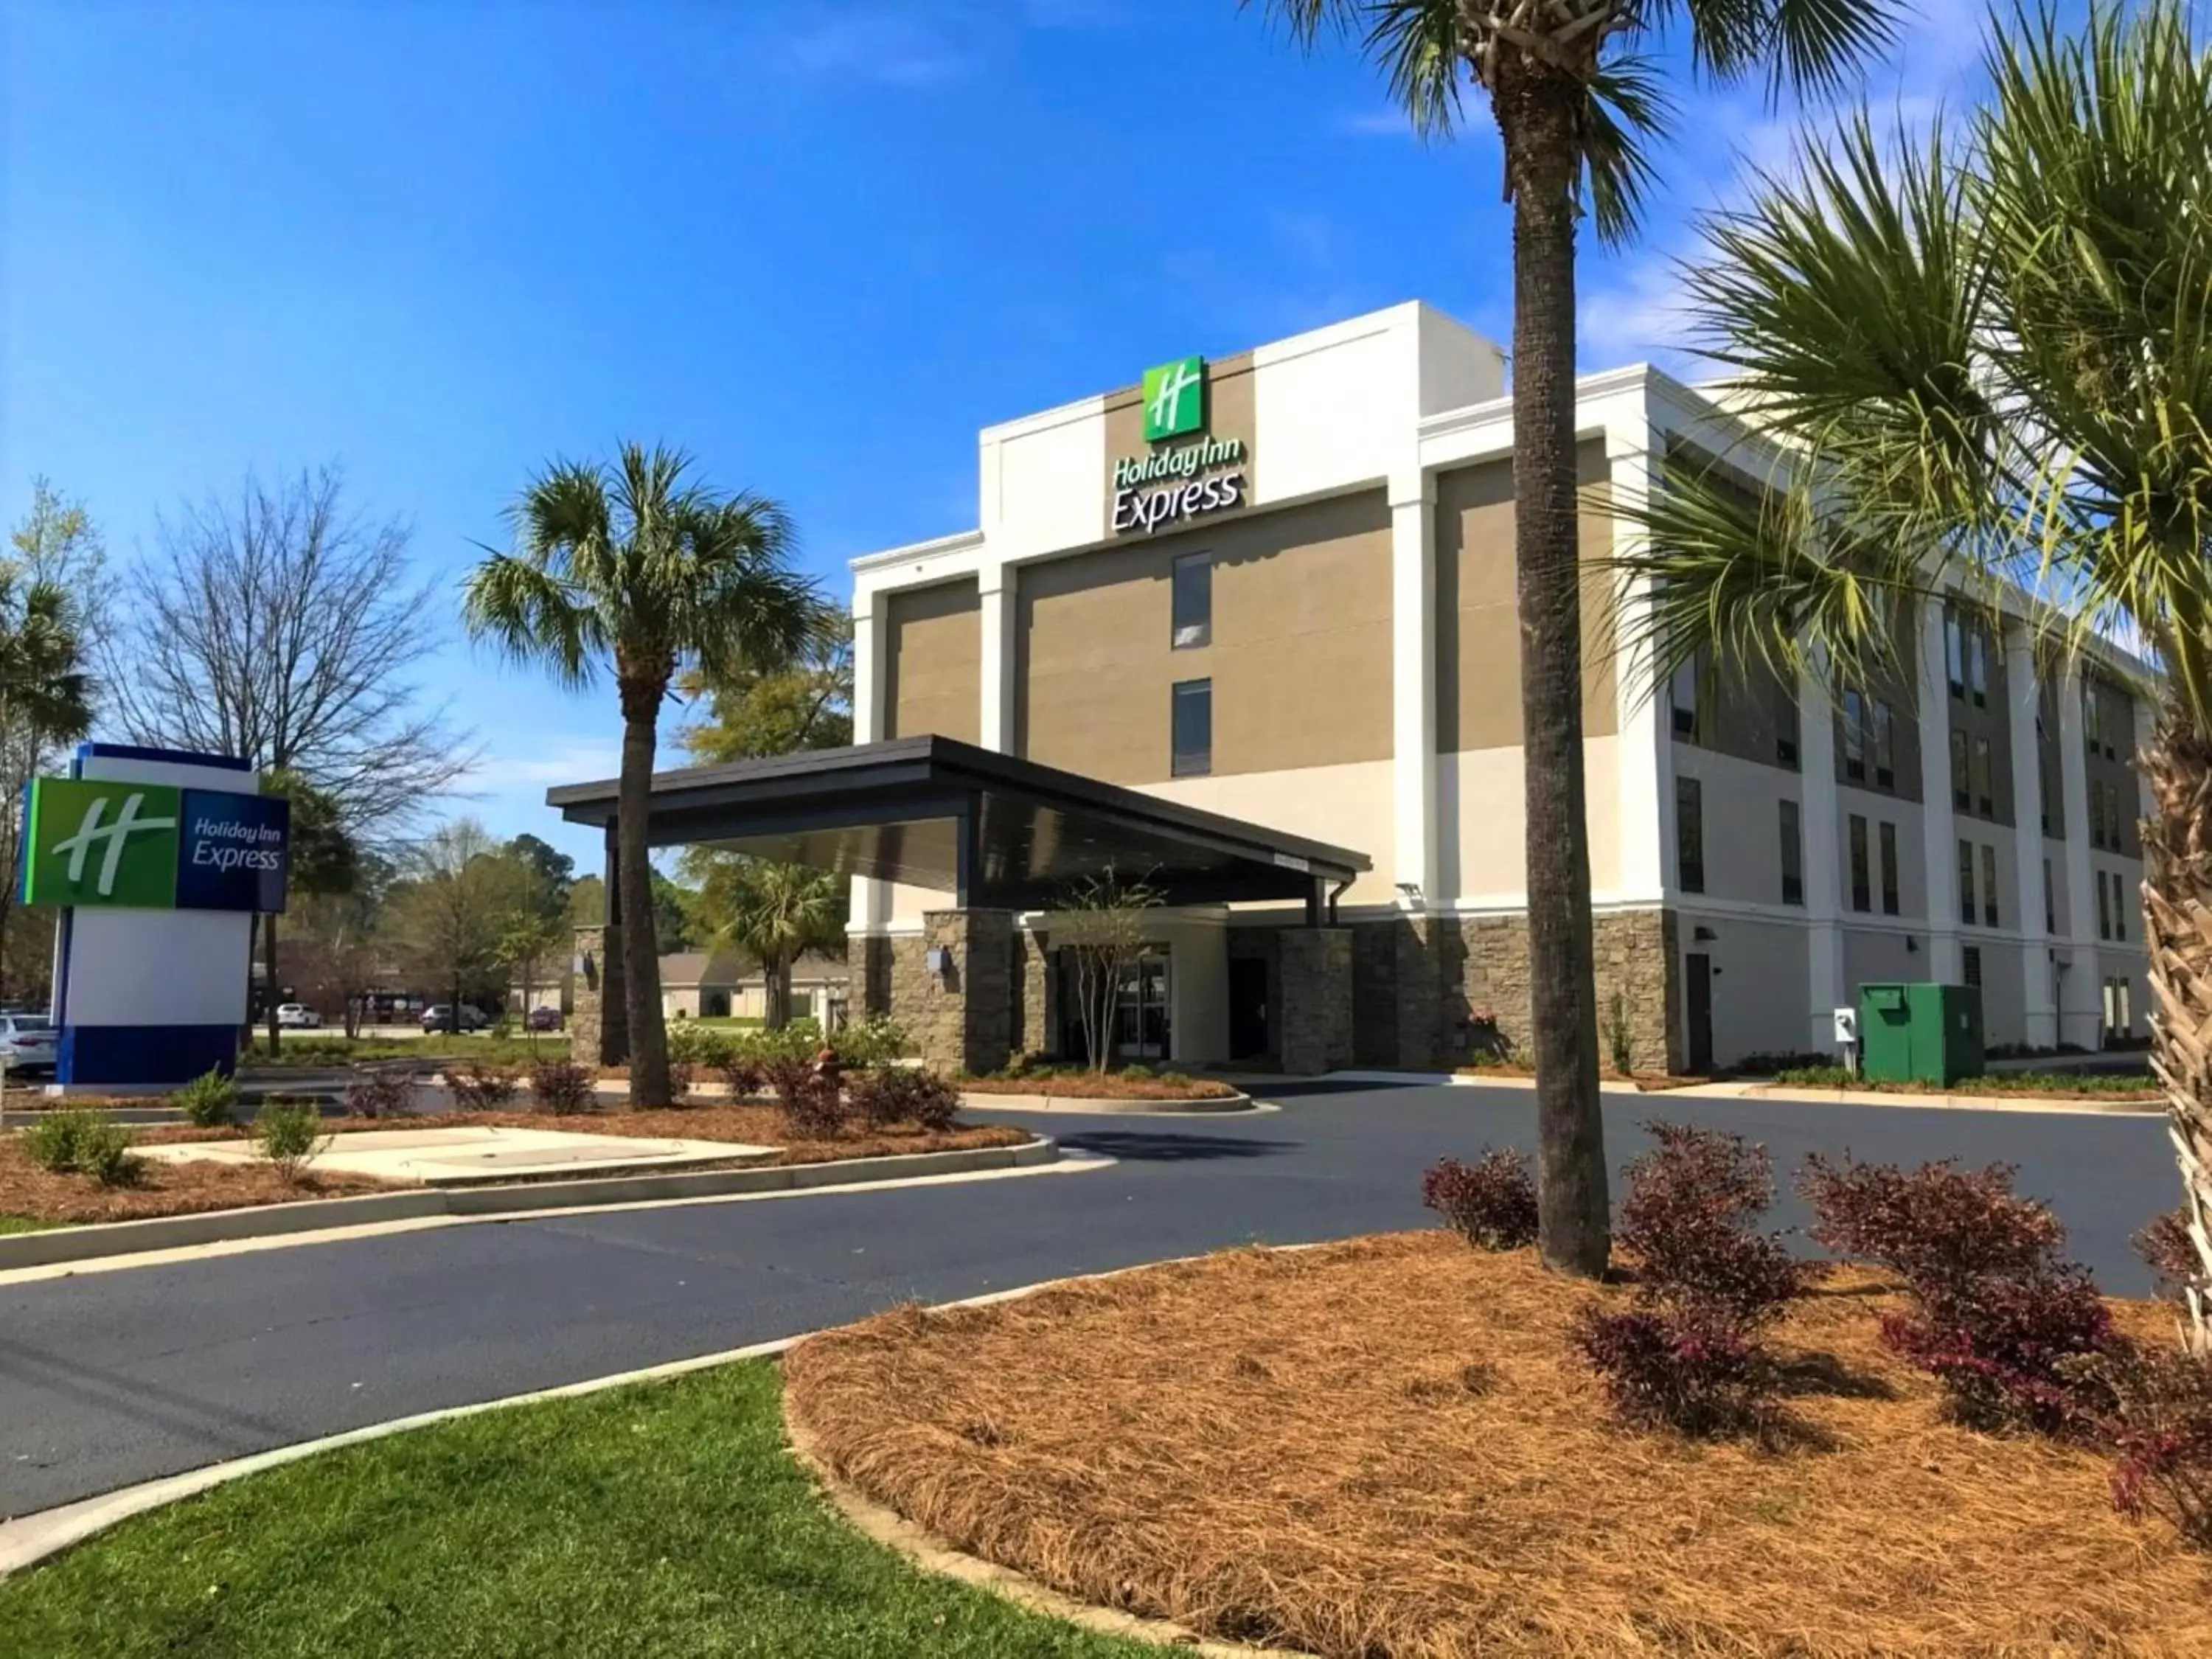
[1336, 107, 1413, 137]
[779, 8, 973, 88]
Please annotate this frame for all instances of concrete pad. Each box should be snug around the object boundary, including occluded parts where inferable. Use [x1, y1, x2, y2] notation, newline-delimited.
[137, 1125, 779, 1187]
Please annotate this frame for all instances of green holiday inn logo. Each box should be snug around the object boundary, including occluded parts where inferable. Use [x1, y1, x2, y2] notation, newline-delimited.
[24, 779, 182, 908]
[1141, 355, 1206, 442]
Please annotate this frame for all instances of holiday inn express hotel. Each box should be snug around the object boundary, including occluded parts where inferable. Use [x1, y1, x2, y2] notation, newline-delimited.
[841, 302, 2154, 1074]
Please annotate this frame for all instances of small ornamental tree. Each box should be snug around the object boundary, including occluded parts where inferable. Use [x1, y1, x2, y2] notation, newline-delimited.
[1054, 865, 1164, 1073]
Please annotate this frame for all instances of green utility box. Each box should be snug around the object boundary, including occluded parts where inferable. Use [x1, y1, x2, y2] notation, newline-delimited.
[1857, 982, 1986, 1085]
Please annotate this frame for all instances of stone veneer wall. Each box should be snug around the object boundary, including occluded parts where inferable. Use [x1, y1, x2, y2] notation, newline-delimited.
[1279, 927, 1355, 1074]
[569, 924, 627, 1067]
[891, 910, 1018, 1075]
[1419, 908, 1679, 1074]
[1014, 928, 1054, 1058]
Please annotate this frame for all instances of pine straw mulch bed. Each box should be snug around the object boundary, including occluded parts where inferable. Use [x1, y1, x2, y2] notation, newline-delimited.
[785, 1231, 2212, 1659]
[0, 1135, 393, 1226]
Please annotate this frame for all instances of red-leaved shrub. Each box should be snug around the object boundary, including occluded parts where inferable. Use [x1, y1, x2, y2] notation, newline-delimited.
[1574, 1121, 1810, 1439]
[345, 1070, 417, 1119]
[2081, 1343, 2212, 1547]
[529, 1060, 597, 1116]
[721, 1057, 765, 1098]
[2135, 1207, 2204, 1308]
[765, 1054, 845, 1138]
[1571, 1308, 1767, 1437]
[1799, 1153, 2117, 1433]
[849, 1066, 961, 1132]
[1422, 1150, 1538, 1251]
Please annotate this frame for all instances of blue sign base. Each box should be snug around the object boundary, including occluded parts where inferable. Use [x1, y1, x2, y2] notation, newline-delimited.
[60, 1023, 241, 1087]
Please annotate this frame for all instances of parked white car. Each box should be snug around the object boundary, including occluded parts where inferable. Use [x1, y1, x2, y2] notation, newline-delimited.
[276, 1004, 322, 1030]
[0, 1012, 58, 1076]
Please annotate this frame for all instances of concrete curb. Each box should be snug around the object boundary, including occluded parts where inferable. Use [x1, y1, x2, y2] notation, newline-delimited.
[956, 1089, 1256, 1116]
[0, 1138, 1058, 1271]
[1734, 1082, 2163, 1116]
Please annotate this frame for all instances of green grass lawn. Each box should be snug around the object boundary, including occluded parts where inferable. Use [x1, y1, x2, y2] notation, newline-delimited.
[1775, 1064, 2157, 1097]
[685, 1015, 765, 1032]
[0, 1361, 1162, 1658]
[0, 1214, 63, 1236]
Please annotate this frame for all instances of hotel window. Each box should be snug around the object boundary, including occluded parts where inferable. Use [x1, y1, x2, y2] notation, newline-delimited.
[2040, 752, 2057, 835]
[1971, 735, 1994, 818]
[1945, 609, 1965, 698]
[1968, 626, 1989, 707]
[1170, 678, 1211, 777]
[2097, 866, 2112, 939]
[1677, 777, 1705, 893]
[2104, 976, 2133, 1039]
[2112, 870, 2127, 942]
[1671, 653, 1703, 741]
[1170, 552, 1211, 649]
[1780, 799, 1804, 906]
[1841, 689, 1865, 782]
[2085, 681, 2104, 755]
[1981, 844, 2000, 927]
[1963, 945, 1983, 989]
[1958, 839, 1978, 926]
[1950, 729, 1969, 810]
[1871, 700, 1896, 789]
[1775, 682, 1801, 771]
[2045, 858, 2056, 935]
[1879, 821, 1901, 915]
[1848, 814, 1871, 912]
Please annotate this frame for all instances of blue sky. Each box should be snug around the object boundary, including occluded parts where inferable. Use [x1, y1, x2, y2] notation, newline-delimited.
[3, 0, 1992, 872]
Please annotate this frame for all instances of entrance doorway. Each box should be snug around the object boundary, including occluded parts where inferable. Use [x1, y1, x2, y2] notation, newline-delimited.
[1686, 953, 1714, 1074]
[1228, 956, 1270, 1060]
[1115, 953, 1172, 1060]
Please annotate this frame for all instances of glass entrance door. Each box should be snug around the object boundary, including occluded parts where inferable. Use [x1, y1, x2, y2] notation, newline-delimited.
[1113, 952, 1172, 1061]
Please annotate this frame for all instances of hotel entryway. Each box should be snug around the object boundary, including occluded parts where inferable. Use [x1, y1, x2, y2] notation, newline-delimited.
[1057, 948, 1172, 1064]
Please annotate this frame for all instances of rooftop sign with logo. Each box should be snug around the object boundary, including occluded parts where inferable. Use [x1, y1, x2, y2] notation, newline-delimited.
[22, 776, 290, 913]
[1113, 355, 1249, 536]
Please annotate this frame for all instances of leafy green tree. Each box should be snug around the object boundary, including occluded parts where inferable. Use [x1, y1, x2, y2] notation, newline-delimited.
[698, 858, 844, 1029]
[463, 445, 820, 1105]
[680, 613, 852, 762]
[385, 818, 535, 1026]
[259, 768, 359, 1047]
[569, 873, 605, 927]
[1253, 0, 1901, 1276]
[506, 832, 576, 922]
[1618, 3, 2212, 1345]
[0, 482, 100, 1004]
[650, 869, 700, 952]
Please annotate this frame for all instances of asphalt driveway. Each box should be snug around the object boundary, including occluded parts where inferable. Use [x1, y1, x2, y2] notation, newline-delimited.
[0, 1082, 2180, 1517]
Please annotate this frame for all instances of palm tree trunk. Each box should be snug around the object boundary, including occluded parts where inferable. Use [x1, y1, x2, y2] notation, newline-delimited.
[1500, 75, 1610, 1278]
[616, 686, 672, 1105]
[2140, 704, 2212, 1353]
[765, 955, 790, 1031]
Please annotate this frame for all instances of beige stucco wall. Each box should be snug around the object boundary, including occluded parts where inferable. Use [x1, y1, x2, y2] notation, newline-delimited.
[1670, 744, 1798, 910]
[1842, 927, 1924, 1001]
[1836, 790, 1928, 922]
[1439, 737, 1621, 903]
[1433, 442, 1618, 748]
[1146, 757, 1399, 908]
[1015, 490, 1393, 784]
[885, 580, 981, 743]
[1677, 908, 1809, 1068]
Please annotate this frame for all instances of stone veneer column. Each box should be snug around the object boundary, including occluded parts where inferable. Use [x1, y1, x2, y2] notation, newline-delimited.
[1392, 914, 1442, 1070]
[569, 924, 626, 1067]
[2005, 620, 2059, 1048]
[1278, 928, 1354, 1075]
[1014, 925, 1054, 1058]
[897, 910, 1018, 1076]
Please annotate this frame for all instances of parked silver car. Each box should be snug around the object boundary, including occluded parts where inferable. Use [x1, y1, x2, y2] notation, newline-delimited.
[0, 1012, 58, 1076]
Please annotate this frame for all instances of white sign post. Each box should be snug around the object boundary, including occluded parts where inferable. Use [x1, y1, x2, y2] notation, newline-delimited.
[1833, 1006, 1860, 1077]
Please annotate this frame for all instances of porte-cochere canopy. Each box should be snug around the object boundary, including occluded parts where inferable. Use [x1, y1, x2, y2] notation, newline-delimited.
[545, 734, 1368, 913]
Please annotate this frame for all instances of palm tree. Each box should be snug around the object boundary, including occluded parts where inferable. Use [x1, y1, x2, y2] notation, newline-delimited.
[1252, 0, 1900, 1276]
[698, 857, 845, 1031]
[463, 445, 820, 1105]
[1619, 2, 2212, 1348]
[0, 570, 93, 1004]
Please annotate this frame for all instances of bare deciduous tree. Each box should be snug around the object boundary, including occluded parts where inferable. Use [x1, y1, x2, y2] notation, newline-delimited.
[105, 466, 476, 1049]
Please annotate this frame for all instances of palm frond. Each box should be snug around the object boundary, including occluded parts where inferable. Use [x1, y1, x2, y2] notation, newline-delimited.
[1583, 53, 1672, 248]
[460, 553, 599, 689]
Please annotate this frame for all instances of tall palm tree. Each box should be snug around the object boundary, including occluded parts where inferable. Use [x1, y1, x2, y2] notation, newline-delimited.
[698, 857, 845, 1031]
[463, 445, 819, 1105]
[1253, 0, 1900, 1276]
[1619, 2, 2212, 1349]
[0, 571, 93, 1004]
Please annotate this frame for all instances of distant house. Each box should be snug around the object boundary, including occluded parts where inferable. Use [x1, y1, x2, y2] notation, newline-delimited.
[513, 948, 851, 1025]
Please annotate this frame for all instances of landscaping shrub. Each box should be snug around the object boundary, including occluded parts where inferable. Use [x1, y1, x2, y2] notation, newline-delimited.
[664, 1062, 695, 1102]
[2074, 1343, 2212, 1548]
[1615, 1122, 1810, 1328]
[1575, 1121, 1809, 1438]
[1728, 1050, 1836, 1077]
[1604, 990, 1635, 1077]
[254, 1099, 324, 1183]
[763, 1053, 844, 1138]
[24, 1109, 139, 1186]
[848, 1065, 960, 1133]
[830, 1015, 907, 1071]
[171, 1067, 239, 1130]
[344, 1070, 417, 1119]
[667, 1023, 734, 1068]
[1799, 1153, 2118, 1433]
[529, 1060, 597, 1116]
[2135, 1208, 2202, 1307]
[1421, 1150, 1538, 1251]
[720, 1055, 765, 1097]
[446, 1060, 519, 1110]
[1571, 1308, 1767, 1437]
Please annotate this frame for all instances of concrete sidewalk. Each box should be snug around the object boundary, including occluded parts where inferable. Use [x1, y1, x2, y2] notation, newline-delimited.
[1308, 1068, 2160, 1117]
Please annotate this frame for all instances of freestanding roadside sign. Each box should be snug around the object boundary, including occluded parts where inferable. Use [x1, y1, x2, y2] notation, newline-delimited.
[20, 744, 290, 1088]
